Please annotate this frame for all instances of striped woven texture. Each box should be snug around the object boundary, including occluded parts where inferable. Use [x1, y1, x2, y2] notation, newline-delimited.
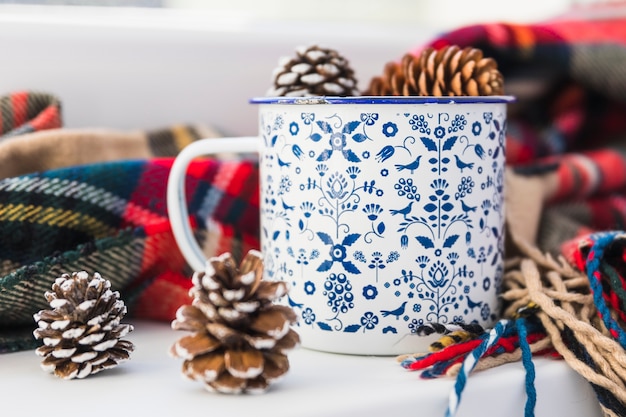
[398, 7, 626, 417]
[0, 91, 260, 353]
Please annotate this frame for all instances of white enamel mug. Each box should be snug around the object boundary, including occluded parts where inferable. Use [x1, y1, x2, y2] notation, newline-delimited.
[167, 96, 514, 355]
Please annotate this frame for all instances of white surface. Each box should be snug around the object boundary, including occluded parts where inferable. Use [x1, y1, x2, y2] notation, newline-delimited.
[1, 320, 603, 417]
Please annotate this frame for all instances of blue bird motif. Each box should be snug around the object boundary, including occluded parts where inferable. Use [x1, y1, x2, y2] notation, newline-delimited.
[380, 301, 407, 320]
[454, 154, 474, 172]
[390, 201, 413, 218]
[465, 295, 482, 311]
[460, 199, 476, 213]
[395, 155, 422, 174]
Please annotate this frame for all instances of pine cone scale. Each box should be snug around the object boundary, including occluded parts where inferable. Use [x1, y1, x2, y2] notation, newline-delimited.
[182, 353, 225, 381]
[225, 349, 264, 379]
[175, 333, 221, 359]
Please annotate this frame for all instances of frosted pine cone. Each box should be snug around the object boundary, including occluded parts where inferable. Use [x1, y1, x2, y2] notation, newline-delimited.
[267, 45, 360, 97]
[170, 250, 300, 394]
[33, 271, 134, 379]
[366, 45, 504, 96]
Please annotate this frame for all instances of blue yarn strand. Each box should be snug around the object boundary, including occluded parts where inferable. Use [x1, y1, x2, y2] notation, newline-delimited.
[515, 317, 536, 417]
[444, 319, 510, 417]
[585, 232, 626, 349]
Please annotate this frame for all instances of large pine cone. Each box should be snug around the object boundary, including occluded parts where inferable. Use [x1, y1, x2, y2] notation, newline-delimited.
[33, 271, 134, 379]
[366, 45, 504, 96]
[170, 250, 300, 394]
[267, 45, 360, 97]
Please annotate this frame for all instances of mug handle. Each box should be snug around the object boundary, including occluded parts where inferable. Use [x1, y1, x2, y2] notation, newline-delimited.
[166, 136, 259, 272]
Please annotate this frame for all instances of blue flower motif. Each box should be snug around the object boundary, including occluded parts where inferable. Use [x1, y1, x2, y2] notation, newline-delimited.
[290, 121, 300, 136]
[302, 307, 316, 324]
[481, 303, 491, 321]
[304, 280, 316, 295]
[382, 122, 398, 137]
[428, 260, 449, 288]
[316, 232, 361, 274]
[416, 255, 430, 268]
[346, 166, 361, 179]
[447, 252, 459, 265]
[483, 112, 493, 124]
[316, 164, 328, 176]
[362, 285, 378, 300]
[472, 121, 482, 136]
[360, 113, 379, 125]
[299, 201, 315, 217]
[301, 113, 315, 125]
[360, 311, 379, 329]
[325, 172, 349, 200]
[292, 144, 304, 159]
[375, 145, 395, 162]
[413, 303, 422, 313]
[363, 203, 383, 220]
[315, 119, 362, 162]
[434, 126, 445, 139]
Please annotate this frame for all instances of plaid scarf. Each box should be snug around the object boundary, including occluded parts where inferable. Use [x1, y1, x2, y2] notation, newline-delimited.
[0, 91, 260, 353]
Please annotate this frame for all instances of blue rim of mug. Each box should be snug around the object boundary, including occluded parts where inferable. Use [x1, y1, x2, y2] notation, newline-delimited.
[250, 95, 516, 105]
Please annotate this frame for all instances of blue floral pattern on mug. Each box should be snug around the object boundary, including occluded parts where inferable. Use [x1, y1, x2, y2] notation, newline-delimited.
[258, 102, 508, 355]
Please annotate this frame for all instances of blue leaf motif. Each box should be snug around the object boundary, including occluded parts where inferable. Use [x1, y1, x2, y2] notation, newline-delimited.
[298, 219, 305, 231]
[344, 324, 361, 333]
[317, 232, 334, 245]
[317, 121, 333, 133]
[415, 236, 435, 249]
[493, 119, 501, 131]
[492, 147, 500, 159]
[342, 261, 361, 274]
[424, 203, 437, 213]
[317, 322, 332, 331]
[442, 136, 458, 151]
[272, 231, 280, 241]
[344, 149, 361, 162]
[317, 149, 333, 161]
[317, 260, 334, 272]
[343, 121, 360, 134]
[420, 137, 437, 151]
[271, 135, 278, 147]
[377, 222, 386, 234]
[441, 202, 454, 212]
[352, 133, 367, 143]
[342, 233, 361, 246]
[311, 133, 322, 142]
[443, 234, 459, 248]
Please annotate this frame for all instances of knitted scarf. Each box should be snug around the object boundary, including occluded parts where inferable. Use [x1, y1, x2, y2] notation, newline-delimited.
[396, 6, 626, 417]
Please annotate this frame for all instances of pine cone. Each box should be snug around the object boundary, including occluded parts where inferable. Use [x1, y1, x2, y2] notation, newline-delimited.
[32, 271, 134, 379]
[267, 45, 360, 97]
[365, 45, 504, 96]
[170, 250, 299, 394]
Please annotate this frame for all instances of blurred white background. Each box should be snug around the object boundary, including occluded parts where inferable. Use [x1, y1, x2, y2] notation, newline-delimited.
[0, 0, 621, 134]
